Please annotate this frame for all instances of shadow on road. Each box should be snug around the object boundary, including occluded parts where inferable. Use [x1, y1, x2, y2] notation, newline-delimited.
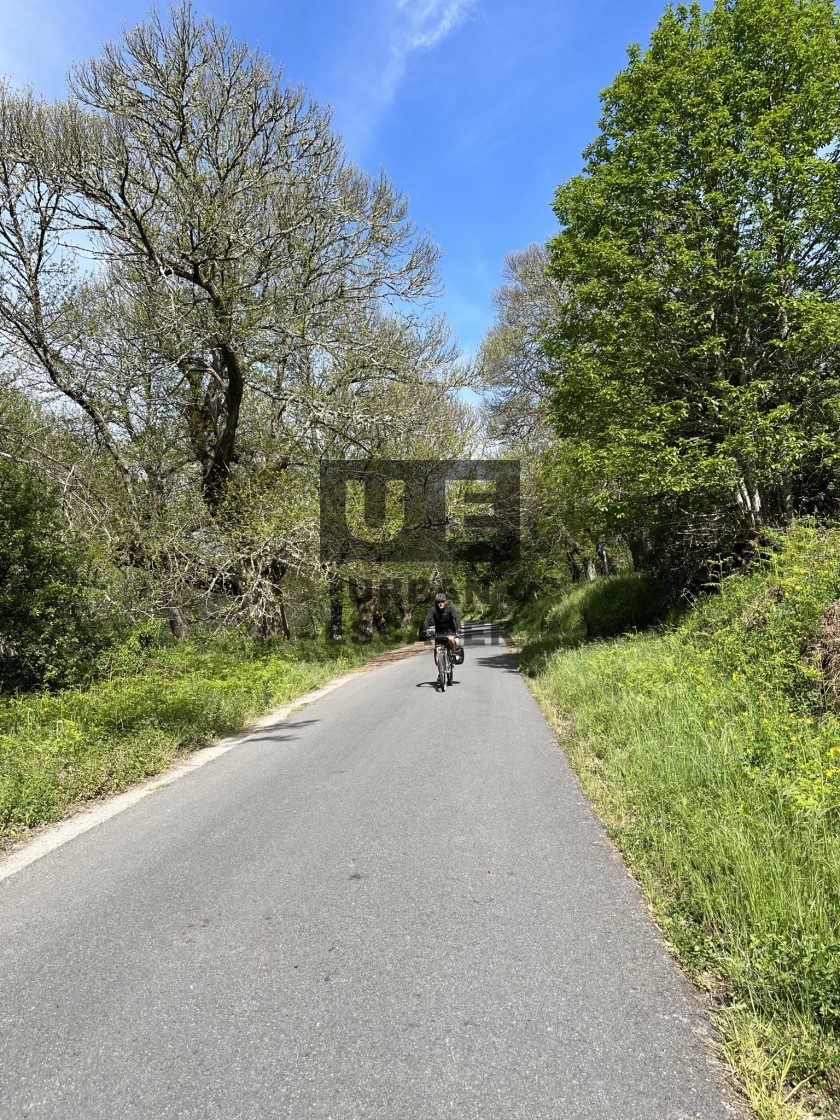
[246, 718, 320, 745]
[470, 651, 520, 673]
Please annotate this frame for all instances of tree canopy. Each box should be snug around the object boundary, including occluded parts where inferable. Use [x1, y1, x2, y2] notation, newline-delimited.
[544, 0, 840, 574]
[0, 1, 467, 652]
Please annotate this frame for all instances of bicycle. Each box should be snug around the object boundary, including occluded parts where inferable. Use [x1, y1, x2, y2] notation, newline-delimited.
[426, 628, 455, 691]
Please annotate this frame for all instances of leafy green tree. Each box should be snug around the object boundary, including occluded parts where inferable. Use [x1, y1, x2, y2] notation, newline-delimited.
[545, 0, 840, 575]
[477, 244, 624, 591]
[0, 456, 101, 690]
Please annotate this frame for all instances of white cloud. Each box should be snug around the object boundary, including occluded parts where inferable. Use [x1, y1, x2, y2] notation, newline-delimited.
[395, 0, 474, 51]
[379, 0, 474, 103]
[329, 0, 473, 158]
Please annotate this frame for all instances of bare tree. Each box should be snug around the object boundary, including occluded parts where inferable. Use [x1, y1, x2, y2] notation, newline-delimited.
[477, 242, 563, 448]
[0, 2, 462, 637]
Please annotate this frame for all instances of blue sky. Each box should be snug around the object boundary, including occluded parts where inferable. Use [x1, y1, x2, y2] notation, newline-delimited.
[0, 0, 672, 362]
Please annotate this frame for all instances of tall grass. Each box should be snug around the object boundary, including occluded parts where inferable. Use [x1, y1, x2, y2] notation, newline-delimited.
[514, 571, 672, 673]
[0, 629, 403, 846]
[515, 525, 840, 1118]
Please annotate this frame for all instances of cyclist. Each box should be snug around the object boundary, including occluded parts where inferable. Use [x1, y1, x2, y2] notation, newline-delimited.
[422, 592, 462, 673]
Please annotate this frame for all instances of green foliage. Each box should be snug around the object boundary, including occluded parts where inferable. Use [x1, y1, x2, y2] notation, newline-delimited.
[0, 627, 404, 845]
[516, 572, 671, 673]
[545, 0, 840, 574]
[514, 523, 840, 1111]
[0, 458, 105, 691]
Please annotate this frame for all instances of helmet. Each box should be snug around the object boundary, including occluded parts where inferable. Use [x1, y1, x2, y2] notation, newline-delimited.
[435, 592, 447, 604]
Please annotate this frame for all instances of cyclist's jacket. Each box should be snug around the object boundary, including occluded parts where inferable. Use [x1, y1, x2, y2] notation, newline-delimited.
[422, 603, 462, 637]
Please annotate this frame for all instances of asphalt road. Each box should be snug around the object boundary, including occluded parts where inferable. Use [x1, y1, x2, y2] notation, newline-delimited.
[0, 624, 745, 1119]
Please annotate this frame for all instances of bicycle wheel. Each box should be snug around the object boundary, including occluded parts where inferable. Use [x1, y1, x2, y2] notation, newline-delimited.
[438, 648, 447, 691]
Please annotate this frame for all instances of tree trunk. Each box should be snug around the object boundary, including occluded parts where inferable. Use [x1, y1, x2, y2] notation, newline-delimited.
[625, 533, 647, 572]
[394, 578, 431, 630]
[372, 604, 388, 635]
[252, 560, 291, 640]
[277, 590, 291, 642]
[597, 540, 613, 577]
[775, 481, 794, 520]
[350, 579, 374, 640]
[585, 556, 598, 581]
[167, 603, 189, 640]
[566, 550, 583, 583]
[328, 575, 344, 641]
[735, 477, 763, 528]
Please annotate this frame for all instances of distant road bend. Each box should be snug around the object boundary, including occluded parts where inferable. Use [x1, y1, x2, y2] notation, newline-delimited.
[0, 622, 744, 1119]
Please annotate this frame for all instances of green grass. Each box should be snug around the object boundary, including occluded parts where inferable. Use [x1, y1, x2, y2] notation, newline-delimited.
[513, 525, 840, 1119]
[0, 628, 406, 847]
[513, 571, 672, 673]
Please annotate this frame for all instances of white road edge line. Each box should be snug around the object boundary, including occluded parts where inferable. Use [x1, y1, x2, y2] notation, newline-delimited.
[0, 644, 427, 884]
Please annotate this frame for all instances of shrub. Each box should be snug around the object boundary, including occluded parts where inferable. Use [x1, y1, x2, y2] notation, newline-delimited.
[0, 459, 104, 691]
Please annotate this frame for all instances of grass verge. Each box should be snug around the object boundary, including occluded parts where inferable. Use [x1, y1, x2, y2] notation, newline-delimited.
[0, 629, 407, 849]
[513, 525, 840, 1120]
